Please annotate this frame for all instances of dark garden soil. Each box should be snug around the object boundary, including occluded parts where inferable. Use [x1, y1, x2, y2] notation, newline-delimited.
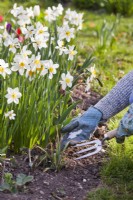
[0, 85, 107, 200]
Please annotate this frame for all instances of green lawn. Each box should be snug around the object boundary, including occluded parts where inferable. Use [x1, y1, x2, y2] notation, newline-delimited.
[0, 1, 133, 199]
[78, 11, 133, 200]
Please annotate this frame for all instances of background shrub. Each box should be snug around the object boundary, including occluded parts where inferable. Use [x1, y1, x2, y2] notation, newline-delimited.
[103, 0, 133, 16]
[72, 0, 133, 16]
[72, 0, 103, 10]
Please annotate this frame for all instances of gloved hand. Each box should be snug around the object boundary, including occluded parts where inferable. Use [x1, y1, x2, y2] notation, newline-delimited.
[116, 103, 133, 143]
[61, 106, 103, 149]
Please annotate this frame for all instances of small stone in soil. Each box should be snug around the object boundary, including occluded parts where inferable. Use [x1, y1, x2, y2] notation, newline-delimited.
[83, 178, 87, 182]
[43, 181, 49, 186]
[40, 190, 44, 195]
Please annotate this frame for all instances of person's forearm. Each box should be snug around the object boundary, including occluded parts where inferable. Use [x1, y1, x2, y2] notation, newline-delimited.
[94, 70, 133, 120]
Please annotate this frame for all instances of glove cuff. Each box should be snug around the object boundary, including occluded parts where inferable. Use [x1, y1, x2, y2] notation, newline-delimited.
[116, 121, 127, 143]
[87, 106, 103, 121]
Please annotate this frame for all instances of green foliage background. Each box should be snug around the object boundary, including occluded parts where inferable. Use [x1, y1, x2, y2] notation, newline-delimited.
[72, 0, 133, 16]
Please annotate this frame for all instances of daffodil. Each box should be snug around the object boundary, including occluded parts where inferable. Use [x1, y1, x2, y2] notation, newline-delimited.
[5, 87, 22, 104]
[85, 77, 91, 92]
[21, 25, 35, 39]
[47, 59, 59, 79]
[39, 60, 48, 76]
[60, 72, 73, 90]
[11, 4, 24, 18]
[11, 54, 30, 75]
[20, 45, 32, 58]
[65, 9, 83, 30]
[55, 40, 67, 55]
[31, 35, 48, 50]
[4, 35, 20, 53]
[88, 64, 97, 80]
[25, 69, 35, 81]
[33, 5, 40, 16]
[5, 110, 16, 120]
[0, 59, 11, 78]
[65, 45, 77, 60]
[35, 22, 49, 38]
[44, 7, 55, 22]
[44, 4, 63, 22]
[57, 24, 75, 42]
[30, 54, 41, 71]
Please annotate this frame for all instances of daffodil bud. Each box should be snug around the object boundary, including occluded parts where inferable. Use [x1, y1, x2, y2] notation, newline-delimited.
[33, 5, 40, 16]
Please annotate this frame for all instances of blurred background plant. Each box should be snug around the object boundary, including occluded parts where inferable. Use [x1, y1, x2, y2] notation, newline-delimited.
[1, 0, 133, 16]
[97, 15, 120, 49]
[103, 0, 133, 16]
[72, 0, 133, 16]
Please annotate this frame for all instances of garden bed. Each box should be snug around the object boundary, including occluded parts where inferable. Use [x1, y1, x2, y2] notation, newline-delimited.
[0, 150, 105, 200]
[0, 88, 106, 200]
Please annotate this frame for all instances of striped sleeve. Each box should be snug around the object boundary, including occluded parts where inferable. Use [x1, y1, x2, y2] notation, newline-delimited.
[94, 70, 133, 120]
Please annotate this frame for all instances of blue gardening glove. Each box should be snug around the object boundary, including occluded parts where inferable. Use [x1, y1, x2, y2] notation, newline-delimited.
[116, 103, 133, 143]
[61, 106, 103, 149]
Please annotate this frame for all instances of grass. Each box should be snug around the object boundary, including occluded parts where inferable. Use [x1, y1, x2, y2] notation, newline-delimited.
[86, 187, 133, 200]
[0, 2, 133, 199]
[78, 10, 133, 200]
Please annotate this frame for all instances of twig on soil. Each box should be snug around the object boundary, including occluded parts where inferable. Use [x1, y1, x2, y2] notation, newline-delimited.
[51, 192, 63, 200]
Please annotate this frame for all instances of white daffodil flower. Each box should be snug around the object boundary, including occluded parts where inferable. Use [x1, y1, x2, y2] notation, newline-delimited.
[25, 69, 35, 81]
[88, 64, 97, 80]
[47, 59, 59, 79]
[55, 40, 67, 55]
[20, 45, 32, 58]
[4, 36, 20, 53]
[64, 8, 75, 21]
[30, 54, 41, 72]
[35, 22, 49, 38]
[64, 9, 83, 30]
[2, 30, 9, 40]
[31, 35, 48, 51]
[52, 4, 64, 18]
[26, 7, 34, 18]
[5, 87, 22, 104]
[57, 24, 75, 42]
[11, 54, 30, 76]
[44, 4, 63, 22]
[39, 60, 48, 76]
[60, 72, 73, 90]
[0, 59, 11, 78]
[73, 13, 83, 30]
[65, 45, 77, 60]
[21, 25, 35, 39]
[5, 110, 16, 120]
[11, 4, 24, 17]
[17, 13, 31, 26]
[44, 7, 55, 22]
[85, 77, 91, 92]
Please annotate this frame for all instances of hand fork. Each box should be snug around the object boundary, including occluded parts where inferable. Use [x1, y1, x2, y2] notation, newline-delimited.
[74, 129, 117, 160]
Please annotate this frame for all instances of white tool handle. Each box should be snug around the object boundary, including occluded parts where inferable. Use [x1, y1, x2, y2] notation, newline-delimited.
[104, 129, 117, 140]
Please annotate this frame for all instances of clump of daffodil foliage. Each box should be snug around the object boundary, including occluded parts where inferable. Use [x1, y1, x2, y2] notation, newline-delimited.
[0, 3, 96, 152]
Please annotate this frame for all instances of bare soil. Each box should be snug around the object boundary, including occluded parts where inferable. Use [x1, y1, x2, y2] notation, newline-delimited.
[0, 86, 105, 200]
[0, 152, 105, 200]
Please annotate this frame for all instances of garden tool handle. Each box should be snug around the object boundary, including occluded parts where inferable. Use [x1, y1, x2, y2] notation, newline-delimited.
[104, 129, 117, 140]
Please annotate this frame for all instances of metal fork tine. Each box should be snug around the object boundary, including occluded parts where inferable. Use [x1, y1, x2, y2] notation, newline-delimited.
[75, 146, 102, 160]
[74, 139, 101, 147]
[73, 129, 117, 160]
[74, 145, 97, 154]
